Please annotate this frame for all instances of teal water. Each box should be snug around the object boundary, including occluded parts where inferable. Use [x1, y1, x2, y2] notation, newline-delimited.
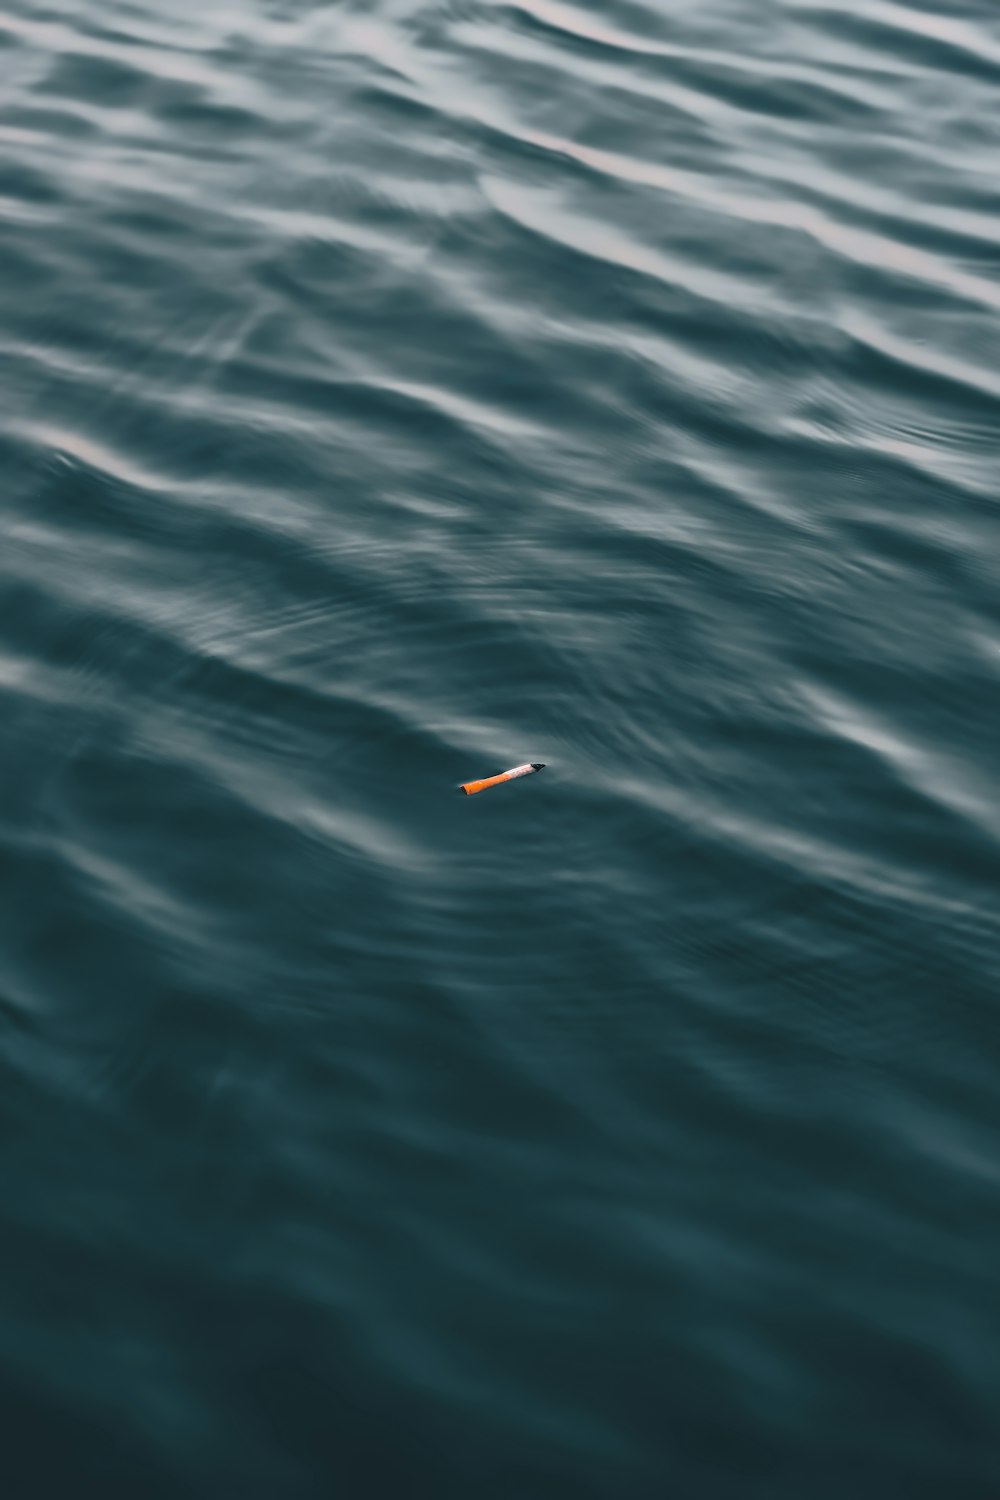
[2, 1, 999, 1494]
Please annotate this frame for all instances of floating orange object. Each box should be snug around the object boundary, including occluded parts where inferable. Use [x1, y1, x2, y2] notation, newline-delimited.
[460, 762, 545, 796]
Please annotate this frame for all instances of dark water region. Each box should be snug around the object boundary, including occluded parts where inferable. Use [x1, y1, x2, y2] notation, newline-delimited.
[2, 0, 999, 1494]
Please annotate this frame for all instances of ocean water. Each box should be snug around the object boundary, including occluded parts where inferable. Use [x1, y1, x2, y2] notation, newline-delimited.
[1, 0, 998, 1494]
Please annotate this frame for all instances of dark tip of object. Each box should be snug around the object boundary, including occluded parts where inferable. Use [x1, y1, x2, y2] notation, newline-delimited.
[531, 763, 546, 771]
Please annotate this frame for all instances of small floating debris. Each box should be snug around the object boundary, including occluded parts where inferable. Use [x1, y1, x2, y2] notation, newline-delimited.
[460, 762, 546, 796]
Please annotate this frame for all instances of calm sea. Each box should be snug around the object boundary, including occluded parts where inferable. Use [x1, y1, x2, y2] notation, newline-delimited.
[2, 1, 998, 1495]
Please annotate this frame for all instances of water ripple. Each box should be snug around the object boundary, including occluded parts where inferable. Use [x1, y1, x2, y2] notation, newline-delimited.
[2, 0, 999, 1494]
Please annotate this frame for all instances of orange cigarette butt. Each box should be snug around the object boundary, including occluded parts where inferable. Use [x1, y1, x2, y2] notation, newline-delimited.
[460, 762, 545, 796]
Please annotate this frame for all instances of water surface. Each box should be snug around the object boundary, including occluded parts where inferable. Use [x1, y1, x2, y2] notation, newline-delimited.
[1, 1, 999, 1495]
